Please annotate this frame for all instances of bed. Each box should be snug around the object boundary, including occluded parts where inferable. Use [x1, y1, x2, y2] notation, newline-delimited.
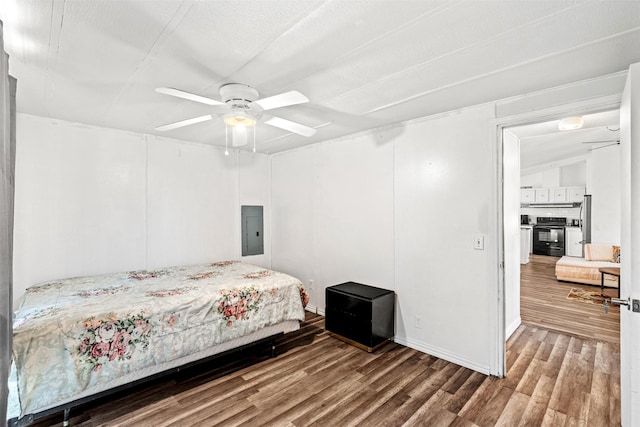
[8, 260, 309, 424]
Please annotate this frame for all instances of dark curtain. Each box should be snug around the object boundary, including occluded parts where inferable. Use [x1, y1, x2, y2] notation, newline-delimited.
[0, 20, 16, 425]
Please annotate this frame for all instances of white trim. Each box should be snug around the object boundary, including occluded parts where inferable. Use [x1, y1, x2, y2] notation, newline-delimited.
[495, 71, 626, 118]
[493, 120, 506, 378]
[305, 305, 325, 317]
[495, 89, 623, 382]
[505, 317, 522, 340]
[494, 98, 621, 131]
[394, 336, 491, 376]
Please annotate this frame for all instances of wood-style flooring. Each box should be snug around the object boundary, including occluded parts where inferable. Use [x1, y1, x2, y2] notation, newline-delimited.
[520, 254, 620, 344]
[24, 311, 620, 427]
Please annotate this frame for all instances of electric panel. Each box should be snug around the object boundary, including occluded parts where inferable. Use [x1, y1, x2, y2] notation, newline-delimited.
[241, 206, 264, 256]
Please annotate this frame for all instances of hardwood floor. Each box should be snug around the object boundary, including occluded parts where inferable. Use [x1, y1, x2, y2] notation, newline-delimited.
[520, 254, 620, 344]
[23, 311, 620, 427]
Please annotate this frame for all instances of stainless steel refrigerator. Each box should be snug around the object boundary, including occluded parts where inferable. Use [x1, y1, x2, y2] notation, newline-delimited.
[580, 194, 592, 257]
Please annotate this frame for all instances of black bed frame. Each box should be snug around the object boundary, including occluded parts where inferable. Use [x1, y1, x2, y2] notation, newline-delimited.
[7, 333, 282, 427]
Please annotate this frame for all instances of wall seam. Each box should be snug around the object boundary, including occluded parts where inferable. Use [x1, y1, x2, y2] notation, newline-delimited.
[267, 154, 273, 270]
[237, 150, 240, 259]
[144, 134, 149, 269]
[393, 129, 396, 293]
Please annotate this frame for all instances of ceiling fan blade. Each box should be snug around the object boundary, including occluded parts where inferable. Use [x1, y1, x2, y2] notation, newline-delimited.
[155, 115, 213, 131]
[581, 139, 620, 144]
[588, 142, 621, 151]
[155, 87, 224, 106]
[255, 91, 309, 111]
[265, 116, 316, 137]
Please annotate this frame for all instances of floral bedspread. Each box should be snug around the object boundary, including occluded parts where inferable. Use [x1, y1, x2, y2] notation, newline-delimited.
[12, 261, 309, 417]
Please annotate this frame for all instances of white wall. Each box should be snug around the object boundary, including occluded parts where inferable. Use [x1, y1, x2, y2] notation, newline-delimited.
[146, 136, 238, 269]
[503, 130, 521, 338]
[521, 162, 587, 189]
[239, 150, 271, 268]
[13, 115, 147, 303]
[561, 161, 587, 187]
[521, 169, 560, 187]
[590, 144, 621, 244]
[271, 105, 498, 373]
[271, 148, 317, 305]
[13, 114, 270, 304]
[394, 105, 496, 373]
[271, 131, 395, 314]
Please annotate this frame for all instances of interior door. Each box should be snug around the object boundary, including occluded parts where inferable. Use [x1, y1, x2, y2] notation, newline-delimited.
[619, 62, 640, 427]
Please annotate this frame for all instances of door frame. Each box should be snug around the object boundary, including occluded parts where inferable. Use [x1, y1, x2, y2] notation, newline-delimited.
[494, 95, 622, 377]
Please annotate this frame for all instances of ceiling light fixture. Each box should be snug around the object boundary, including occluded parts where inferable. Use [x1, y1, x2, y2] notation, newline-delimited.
[223, 110, 256, 127]
[558, 116, 584, 131]
[224, 109, 257, 155]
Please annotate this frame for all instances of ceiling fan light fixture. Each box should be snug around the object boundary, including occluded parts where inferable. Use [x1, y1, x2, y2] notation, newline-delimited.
[224, 110, 256, 150]
[223, 111, 256, 127]
[558, 116, 584, 131]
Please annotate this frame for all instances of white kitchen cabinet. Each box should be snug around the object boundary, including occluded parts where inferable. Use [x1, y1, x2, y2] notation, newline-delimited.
[568, 186, 586, 202]
[521, 189, 535, 203]
[565, 227, 583, 257]
[521, 186, 585, 204]
[552, 188, 567, 202]
[535, 188, 549, 202]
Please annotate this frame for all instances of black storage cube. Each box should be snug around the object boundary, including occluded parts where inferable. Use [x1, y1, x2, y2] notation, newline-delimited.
[325, 282, 395, 352]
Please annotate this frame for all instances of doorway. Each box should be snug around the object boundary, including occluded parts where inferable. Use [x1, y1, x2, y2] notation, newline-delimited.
[496, 62, 640, 427]
[503, 109, 620, 342]
[504, 110, 622, 343]
[496, 96, 623, 375]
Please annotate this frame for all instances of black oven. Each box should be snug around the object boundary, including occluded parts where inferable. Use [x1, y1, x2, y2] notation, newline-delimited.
[533, 217, 566, 257]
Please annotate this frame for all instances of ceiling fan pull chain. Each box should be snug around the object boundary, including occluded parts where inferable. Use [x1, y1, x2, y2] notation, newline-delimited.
[224, 126, 229, 156]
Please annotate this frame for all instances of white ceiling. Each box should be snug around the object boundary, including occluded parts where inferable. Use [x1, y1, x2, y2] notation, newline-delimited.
[1, 0, 640, 154]
[511, 109, 621, 172]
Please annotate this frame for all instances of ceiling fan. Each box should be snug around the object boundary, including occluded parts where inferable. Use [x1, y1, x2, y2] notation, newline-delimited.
[154, 83, 317, 148]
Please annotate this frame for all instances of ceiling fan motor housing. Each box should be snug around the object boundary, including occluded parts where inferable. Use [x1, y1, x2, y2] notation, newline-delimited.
[220, 83, 259, 105]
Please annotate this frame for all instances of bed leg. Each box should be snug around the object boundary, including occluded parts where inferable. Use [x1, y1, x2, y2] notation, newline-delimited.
[62, 408, 70, 427]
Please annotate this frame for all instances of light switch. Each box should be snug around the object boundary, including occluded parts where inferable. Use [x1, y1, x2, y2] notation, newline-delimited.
[474, 235, 485, 250]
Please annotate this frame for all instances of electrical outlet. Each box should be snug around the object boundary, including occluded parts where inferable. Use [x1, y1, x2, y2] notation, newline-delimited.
[308, 279, 314, 291]
[415, 315, 423, 329]
[633, 299, 640, 313]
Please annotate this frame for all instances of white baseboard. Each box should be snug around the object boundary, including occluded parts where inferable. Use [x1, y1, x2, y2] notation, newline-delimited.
[506, 317, 522, 340]
[309, 308, 491, 375]
[393, 336, 491, 375]
[305, 304, 325, 316]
